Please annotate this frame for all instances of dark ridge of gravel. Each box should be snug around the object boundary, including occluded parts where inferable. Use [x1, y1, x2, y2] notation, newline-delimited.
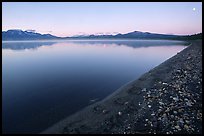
[42, 40, 202, 134]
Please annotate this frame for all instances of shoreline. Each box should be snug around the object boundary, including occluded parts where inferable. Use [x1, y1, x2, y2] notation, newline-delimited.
[42, 40, 202, 134]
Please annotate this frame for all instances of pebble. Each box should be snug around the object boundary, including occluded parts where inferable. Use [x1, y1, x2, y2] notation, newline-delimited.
[184, 125, 189, 130]
[185, 120, 190, 124]
[142, 88, 147, 92]
[102, 110, 108, 114]
[118, 111, 122, 116]
[175, 125, 181, 131]
[159, 102, 164, 105]
[173, 111, 178, 114]
[186, 101, 192, 106]
[173, 97, 179, 102]
[151, 113, 155, 116]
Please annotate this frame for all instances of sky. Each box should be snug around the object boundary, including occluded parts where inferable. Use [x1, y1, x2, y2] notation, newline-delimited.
[2, 2, 202, 37]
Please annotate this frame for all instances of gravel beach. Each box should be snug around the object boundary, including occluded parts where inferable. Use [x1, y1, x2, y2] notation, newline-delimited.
[42, 40, 202, 134]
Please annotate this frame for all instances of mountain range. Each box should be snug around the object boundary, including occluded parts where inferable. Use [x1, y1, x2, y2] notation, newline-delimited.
[2, 29, 202, 41]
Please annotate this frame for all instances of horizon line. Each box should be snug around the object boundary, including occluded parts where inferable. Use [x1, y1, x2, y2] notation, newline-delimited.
[2, 29, 202, 37]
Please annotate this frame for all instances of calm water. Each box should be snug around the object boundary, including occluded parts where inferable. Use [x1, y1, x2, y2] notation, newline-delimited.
[2, 40, 187, 133]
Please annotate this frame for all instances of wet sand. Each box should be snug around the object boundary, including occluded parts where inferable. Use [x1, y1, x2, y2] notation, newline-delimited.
[42, 40, 202, 134]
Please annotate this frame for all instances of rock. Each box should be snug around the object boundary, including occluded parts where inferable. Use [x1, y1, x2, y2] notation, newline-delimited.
[173, 111, 178, 114]
[165, 108, 170, 112]
[118, 111, 122, 116]
[158, 109, 162, 113]
[186, 101, 192, 106]
[151, 113, 155, 116]
[142, 88, 147, 92]
[173, 97, 179, 102]
[178, 109, 183, 113]
[178, 118, 184, 124]
[185, 120, 190, 124]
[176, 69, 181, 74]
[187, 56, 191, 60]
[175, 125, 181, 131]
[184, 125, 189, 130]
[159, 102, 164, 105]
[102, 110, 109, 114]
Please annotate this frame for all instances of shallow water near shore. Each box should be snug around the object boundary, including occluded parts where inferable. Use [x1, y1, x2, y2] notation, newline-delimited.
[2, 39, 187, 133]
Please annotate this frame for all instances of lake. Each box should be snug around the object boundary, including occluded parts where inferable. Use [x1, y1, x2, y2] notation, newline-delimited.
[2, 39, 187, 133]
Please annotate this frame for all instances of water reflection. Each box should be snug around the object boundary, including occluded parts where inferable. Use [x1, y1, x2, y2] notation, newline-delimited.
[2, 40, 188, 50]
[2, 42, 56, 50]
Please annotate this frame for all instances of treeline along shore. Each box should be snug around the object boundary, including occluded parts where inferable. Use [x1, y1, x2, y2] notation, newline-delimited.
[42, 40, 202, 134]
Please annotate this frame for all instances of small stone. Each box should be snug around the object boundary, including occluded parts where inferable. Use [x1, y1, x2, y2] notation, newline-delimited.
[173, 97, 179, 102]
[159, 106, 163, 109]
[176, 69, 181, 73]
[102, 110, 108, 114]
[184, 125, 189, 130]
[179, 118, 184, 124]
[151, 113, 155, 116]
[142, 88, 147, 92]
[178, 109, 183, 113]
[173, 111, 178, 114]
[184, 98, 189, 101]
[159, 102, 164, 105]
[186, 102, 192, 106]
[175, 125, 181, 131]
[158, 109, 162, 113]
[167, 108, 171, 112]
[118, 111, 122, 116]
[145, 119, 149, 121]
[185, 120, 190, 124]
[148, 105, 152, 108]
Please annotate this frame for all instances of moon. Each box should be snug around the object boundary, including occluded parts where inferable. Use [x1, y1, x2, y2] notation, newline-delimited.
[193, 8, 196, 11]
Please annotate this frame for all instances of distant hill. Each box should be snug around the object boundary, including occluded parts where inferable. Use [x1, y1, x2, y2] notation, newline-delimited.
[2, 29, 202, 41]
[2, 29, 59, 40]
[65, 31, 180, 39]
[178, 33, 202, 40]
